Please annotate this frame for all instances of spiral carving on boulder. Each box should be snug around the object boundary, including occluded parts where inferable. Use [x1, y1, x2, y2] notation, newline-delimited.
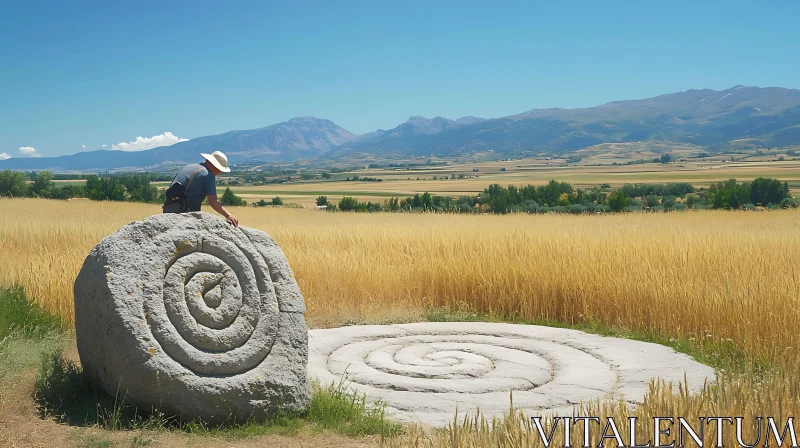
[308, 322, 715, 427]
[75, 213, 310, 422]
[146, 234, 279, 376]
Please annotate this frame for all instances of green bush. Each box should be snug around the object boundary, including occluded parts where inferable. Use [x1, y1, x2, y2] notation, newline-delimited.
[685, 193, 700, 209]
[31, 171, 54, 198]
[85, 175, 126, 201]
[0, 286, 62, 341]
[661, 195, 677, 210]
[0, 287, 66, 382]
[644, 194, 660, 208]
[337, 196, 359, 212]
[220, 187, 246, 206]
[606, 190, 627, 212]
[0, 170, 29, 197]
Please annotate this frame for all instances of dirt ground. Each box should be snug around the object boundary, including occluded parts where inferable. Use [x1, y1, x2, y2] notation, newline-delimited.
[0, 347, 385, 448]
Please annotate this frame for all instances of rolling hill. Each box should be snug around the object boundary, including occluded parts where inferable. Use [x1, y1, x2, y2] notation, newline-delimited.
[3, 85, 800, 172]
[329, 85, 800, 158]
[0, 117, 355, 171]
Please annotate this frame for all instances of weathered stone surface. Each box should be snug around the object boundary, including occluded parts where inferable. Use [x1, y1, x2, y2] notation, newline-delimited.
[74, 212, 311, 423]
[308, 322, 716, 427]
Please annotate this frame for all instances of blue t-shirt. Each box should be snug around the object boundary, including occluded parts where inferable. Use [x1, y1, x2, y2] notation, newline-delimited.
[169, 163, 217, 212]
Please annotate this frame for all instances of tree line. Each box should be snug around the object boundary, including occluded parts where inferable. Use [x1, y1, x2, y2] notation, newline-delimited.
[321, 178, 796, 214]
[1, 170, 794, 214]
[0, 170, 246, 207]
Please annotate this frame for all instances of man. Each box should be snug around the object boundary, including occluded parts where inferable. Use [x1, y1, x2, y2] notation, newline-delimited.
[163, 151, 239, 227]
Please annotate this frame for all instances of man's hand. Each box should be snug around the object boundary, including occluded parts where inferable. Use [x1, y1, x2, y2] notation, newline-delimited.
[226, 214, 239, 227]
[207, 194, 239, 227]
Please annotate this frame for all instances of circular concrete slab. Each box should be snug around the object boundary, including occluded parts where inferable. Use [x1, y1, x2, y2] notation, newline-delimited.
[308, 322, 715, 427]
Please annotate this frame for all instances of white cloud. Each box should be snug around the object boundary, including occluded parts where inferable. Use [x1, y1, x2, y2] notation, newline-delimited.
[102, 144, 107, 148]
[19, 146, 40, 157]
[82, 144, 87, 148]
[0, 153, 11, 160]
[112, 132, 188, 152]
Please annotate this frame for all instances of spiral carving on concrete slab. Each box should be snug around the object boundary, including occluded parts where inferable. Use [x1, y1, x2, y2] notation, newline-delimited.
[308, 322, 716, 427]
[75, 213, 310, 423]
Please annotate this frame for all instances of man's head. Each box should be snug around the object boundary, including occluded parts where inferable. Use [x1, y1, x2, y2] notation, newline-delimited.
[201, 151, 230, 176]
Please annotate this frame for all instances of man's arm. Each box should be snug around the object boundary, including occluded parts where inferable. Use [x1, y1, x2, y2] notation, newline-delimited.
[207, 195, 239, 227]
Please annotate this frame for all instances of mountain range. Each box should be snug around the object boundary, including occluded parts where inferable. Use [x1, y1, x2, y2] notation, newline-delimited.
[3, 85, 800, 172]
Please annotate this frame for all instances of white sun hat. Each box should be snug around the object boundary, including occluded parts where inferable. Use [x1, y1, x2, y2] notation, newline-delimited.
[200, 151, 231, 173]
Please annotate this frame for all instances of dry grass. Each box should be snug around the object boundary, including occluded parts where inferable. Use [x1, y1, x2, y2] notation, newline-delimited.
[395, 374, 800, 447]
[2, 199, 798, 362]
[2, 198, 800, 446]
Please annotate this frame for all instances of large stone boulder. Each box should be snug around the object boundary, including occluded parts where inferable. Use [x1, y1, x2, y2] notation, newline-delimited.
[74, 213, 311, 423]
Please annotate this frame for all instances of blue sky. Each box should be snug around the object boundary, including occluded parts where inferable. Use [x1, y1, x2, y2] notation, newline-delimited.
[1, 0, 798, 157]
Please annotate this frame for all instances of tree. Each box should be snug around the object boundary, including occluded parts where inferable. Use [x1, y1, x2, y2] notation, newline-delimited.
[0, 170, 29, 197]
[489, 195, 509, 214]
[661, 195, 677, 211]
[384, 197, 400, 211]
[606, 190, 628, 212]
[709, 179, 750, 210]
[421, 192, 433, 209]
[315, 196, 328, 206]
[85, 175, 125, 201]
[271, 196, 283, 206]
[660, 153, 673, 164]
[220, 187, 246, 206]
[750, 177, 789, 207]
[685, 194, 700, 209]
[337, 196, 359, 211]
[51, 184, 85, 200]
[31, 171, 54, 198]
[119, 173, 158, 203]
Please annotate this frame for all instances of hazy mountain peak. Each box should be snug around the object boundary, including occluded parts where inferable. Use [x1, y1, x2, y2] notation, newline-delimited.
[5, 85, 800, 172]
[288, 116, 323, 123]
[394, 116, 454, 136]
[454, 116, 487, 125]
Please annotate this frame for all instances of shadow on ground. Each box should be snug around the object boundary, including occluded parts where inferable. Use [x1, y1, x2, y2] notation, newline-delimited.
[33, 348, 403, 440]
[33, 350, 170, 430]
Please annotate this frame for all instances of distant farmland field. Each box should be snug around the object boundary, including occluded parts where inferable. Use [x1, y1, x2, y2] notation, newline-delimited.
[211, 158, 800, 206]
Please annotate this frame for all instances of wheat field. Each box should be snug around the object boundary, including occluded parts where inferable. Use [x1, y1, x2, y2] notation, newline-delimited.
[2, 198, 800, 446]
[2, 198, 798, 361]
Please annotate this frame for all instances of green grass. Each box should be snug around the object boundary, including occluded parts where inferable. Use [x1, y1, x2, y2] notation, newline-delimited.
[33, 345, 403, 440]
[0, 286, 404, 442]
[0, 286, 67, 380]
[180, 380, 402, 440]
[306, 380, 401, 438]
[0, 285, 63, 340]
[6, 286, 758, 443]
[33, 348, 402, 439]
